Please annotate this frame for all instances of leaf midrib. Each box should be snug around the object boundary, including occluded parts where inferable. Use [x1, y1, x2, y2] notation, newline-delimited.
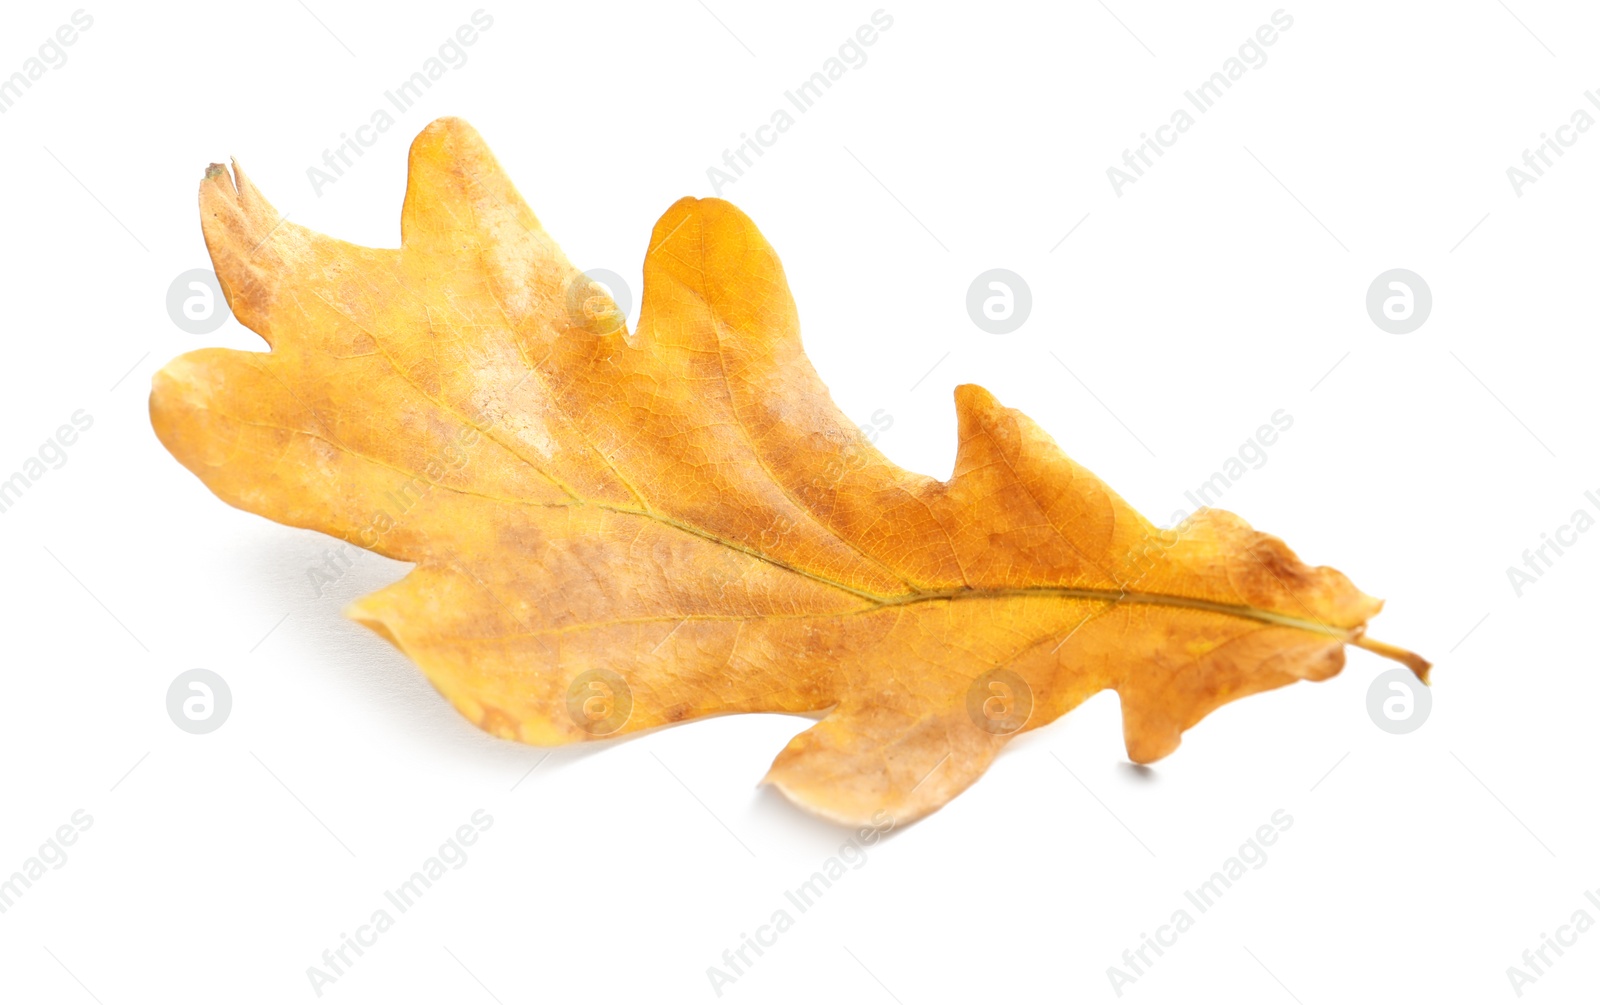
[596, 501, 1361, 645]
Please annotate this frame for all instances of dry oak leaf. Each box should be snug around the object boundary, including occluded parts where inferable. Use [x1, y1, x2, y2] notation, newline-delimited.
[151, 118, 1429, 827]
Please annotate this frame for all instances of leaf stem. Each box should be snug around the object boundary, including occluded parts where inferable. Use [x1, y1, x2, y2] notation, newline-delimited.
[1351, 634, 1432, 685]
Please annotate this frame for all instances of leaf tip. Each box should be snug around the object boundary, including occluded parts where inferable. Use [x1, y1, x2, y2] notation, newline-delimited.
[409, 115, 484, 162]
[343, 595, 396, 643]
[200, 160, 240, 206]
[952, 382, 1002, 427]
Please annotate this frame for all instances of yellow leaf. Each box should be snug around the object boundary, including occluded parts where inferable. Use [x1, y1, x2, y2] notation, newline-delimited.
[151, 118, 1428, 826]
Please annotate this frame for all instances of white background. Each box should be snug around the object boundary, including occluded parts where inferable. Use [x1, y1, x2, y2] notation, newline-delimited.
[1, 2, 1595, 1002]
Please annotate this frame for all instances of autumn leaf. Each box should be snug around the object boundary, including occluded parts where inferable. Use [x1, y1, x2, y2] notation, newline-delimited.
[151, 118, 1428, 827]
